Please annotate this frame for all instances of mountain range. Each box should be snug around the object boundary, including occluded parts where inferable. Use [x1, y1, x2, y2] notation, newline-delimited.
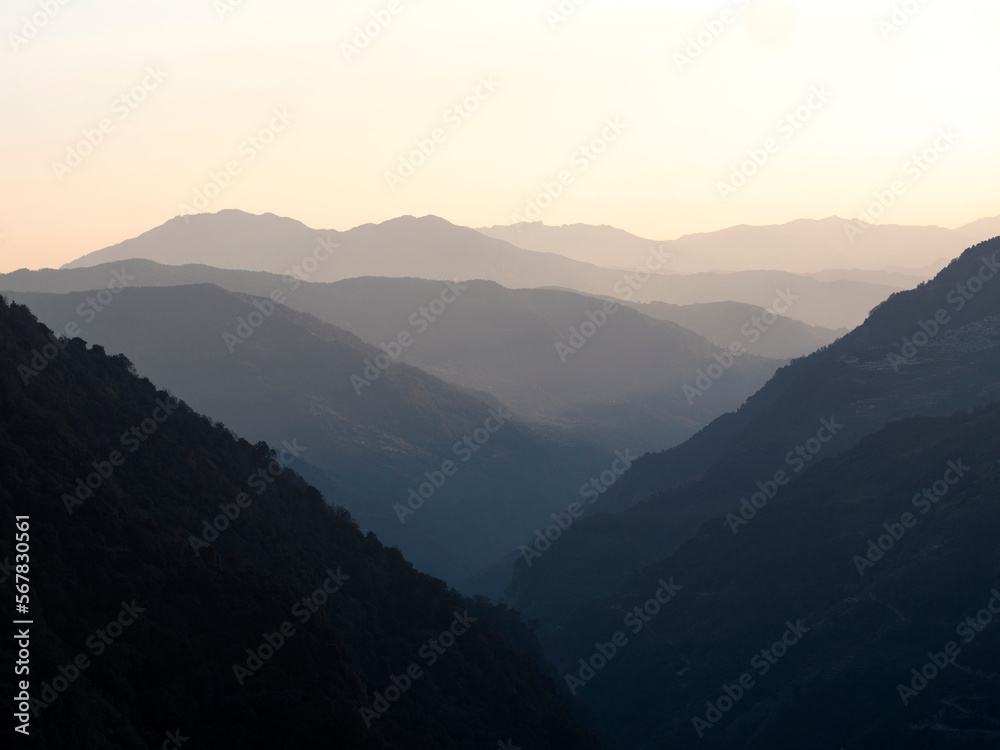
[6, 210, 1000, 749]
[2, 261, 800, 442]
[503, 237, 1000, 629]
[52, 210, 910, 329]
[616, 299, 846, 360]
[0, 295, 603, 749]
[2, 274, 783, 585]
[547, 401, 1000, 748]
[3, 282, 608, 583]
[480, 215, 1000, 276]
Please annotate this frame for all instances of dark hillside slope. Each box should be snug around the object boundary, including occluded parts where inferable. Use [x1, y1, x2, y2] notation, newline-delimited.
[5, 284, 605, 582]
[549, 402, 1000, 749]
[0, 297, 603, 750]
[505, 238, 1000, 626]
[611, 238, 1000, 507]
[2, 267, 781, 456]
[276, 278, 780, 454]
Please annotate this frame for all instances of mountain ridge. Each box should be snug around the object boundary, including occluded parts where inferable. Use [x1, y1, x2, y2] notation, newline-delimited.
[479, 213, 1000, 276]
[50, 210, 903, 329]
[0, 294, 604, 749]
[503, 236, 1000, 627]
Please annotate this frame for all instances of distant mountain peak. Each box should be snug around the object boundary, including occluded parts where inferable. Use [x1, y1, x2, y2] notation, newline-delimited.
[374, 214, 460, 228]
[167, 208, 308, 225]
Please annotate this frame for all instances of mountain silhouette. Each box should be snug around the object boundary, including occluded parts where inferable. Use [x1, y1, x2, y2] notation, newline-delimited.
[506, 237, 1000, 626]
[0, 295, 604, 749]
[52, 210, 902, 329]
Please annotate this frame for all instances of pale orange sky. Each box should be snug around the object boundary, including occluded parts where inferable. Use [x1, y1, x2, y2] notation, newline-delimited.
[2, 0, 999, 272]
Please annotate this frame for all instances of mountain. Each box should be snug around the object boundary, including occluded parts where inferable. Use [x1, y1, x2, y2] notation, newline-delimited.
[62, 210, 323, 272]
[0, 295, 603, 750]
[240, 277, 783, 454]
[476, 221, 664, 268]
[4, 283, 609, 584]
[545, 402, 1000, 749]
[955, 215, 1000, 243]
[610, 236, 1000, 504]
[504, 237, 1000, 626]
[605, 268, 897, 330]
[661, 217, 959, 274]
[805, 266, 938, 288]
[0, 264, 785, 454]
[51, 211, 900, 329]
[616, 299, 846, 360]
[482, 215, 1000, 276]
[60, 211, 611, 293]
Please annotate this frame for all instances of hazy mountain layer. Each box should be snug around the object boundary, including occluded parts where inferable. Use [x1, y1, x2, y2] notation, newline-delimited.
[0, 296, 603, 750]
[617, 299, 846, 359]
[5, 284, 608, 583]
[546, 402, 1000, 749]
[248, 277, 782, 454]
[480, 215, 1000, 275]
[505, 238, 1000, 626]
[1, 263, 785, 452]
[52, 210, 899, 328]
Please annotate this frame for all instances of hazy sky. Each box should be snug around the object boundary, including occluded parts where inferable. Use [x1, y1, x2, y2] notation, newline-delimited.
[2, 0, 998, 272]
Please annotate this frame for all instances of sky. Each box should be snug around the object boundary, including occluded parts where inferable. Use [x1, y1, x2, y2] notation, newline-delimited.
[1, 0, 999, 272]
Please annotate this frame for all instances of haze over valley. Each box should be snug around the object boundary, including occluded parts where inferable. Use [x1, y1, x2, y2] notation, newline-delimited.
[4, 2, 1000, 748]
